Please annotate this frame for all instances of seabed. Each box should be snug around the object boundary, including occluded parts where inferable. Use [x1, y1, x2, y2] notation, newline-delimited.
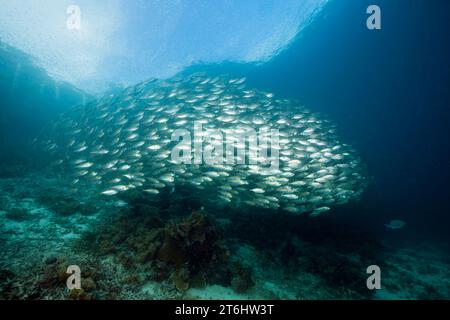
[0, 165, 449, 300]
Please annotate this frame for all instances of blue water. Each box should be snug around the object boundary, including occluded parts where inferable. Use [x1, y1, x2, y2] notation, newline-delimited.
[183, 0, 450, 242]
[0, 0, 449, 300]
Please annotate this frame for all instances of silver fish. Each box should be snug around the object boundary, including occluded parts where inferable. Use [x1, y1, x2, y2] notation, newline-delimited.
[37, 73, 367, 216]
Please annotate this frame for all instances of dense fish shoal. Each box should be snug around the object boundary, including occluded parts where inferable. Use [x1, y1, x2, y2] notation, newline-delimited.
[36, 73, 367, 216]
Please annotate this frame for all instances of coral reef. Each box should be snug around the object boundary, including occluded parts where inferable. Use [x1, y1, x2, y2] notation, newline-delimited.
[0, 269, 19, 299]
[5, 207, 32, 221]
[36, 193, 99, 217]
[79, 205, 239, 295]
[0, 171, 449, 300]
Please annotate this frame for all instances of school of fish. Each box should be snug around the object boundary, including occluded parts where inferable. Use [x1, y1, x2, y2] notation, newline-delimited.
[37, 73, 367, 216]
